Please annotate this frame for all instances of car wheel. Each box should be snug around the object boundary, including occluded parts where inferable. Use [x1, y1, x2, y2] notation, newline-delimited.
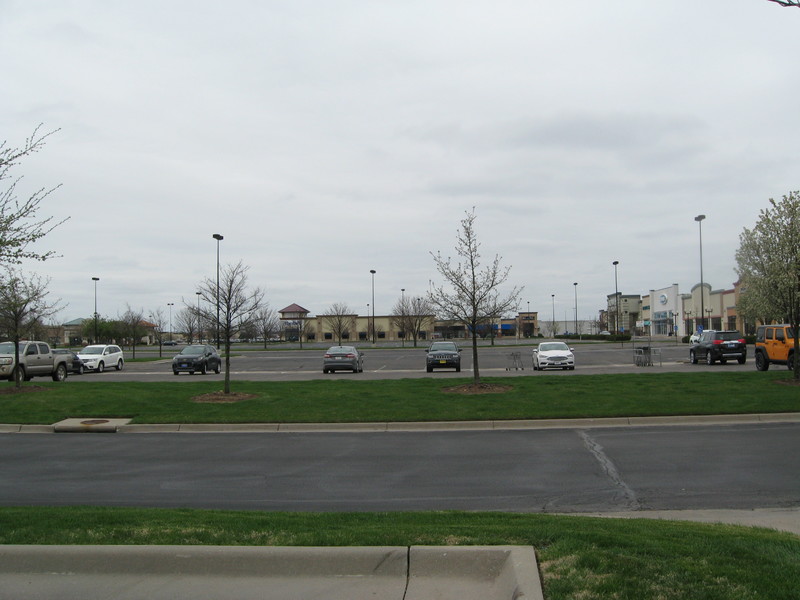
[13, 366, 27, 382]
[52, 363, 68, 382]
[569, 366, 575, 370]
[689, 350, 697, 365]
[116, 359, 123, 371]
[214, 362, 221, 374]
[755, 351, 770, 371]
[456, 365, 461, 372]
[78, 364, 84, 375]
[323, 368, 329, 374]
[720, 358, 727, 365]
[200, 363, 207, 375]
[738, 356, 746, 365]
[705, 351, 715, 365]
[97, 361, 105, 373]
[788, 353, 795, 371]
[173, 370, 179, 375]
[426, 366, 433, 373]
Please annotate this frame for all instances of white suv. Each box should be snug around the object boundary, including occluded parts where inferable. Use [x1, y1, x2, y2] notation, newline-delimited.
[77, 344, 124, 373]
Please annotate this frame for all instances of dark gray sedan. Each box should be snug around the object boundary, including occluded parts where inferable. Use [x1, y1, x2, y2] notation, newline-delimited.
[322, 346, 364, 373]
[172, 344, 222, 375]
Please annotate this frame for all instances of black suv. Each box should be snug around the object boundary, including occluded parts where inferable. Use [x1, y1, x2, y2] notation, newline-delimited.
[689, 330, 747, 365]
[425, 341, 461, 372]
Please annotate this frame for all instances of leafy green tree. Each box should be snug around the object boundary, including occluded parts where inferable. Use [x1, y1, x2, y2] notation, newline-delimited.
[735, 191, 800, 379]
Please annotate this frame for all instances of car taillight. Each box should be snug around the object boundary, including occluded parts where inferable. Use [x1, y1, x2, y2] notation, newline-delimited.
[712, 340, 723, 345]
[323, 354, 331, 358]
[346, 354, 355, 358]
[738, 339, 745, 343]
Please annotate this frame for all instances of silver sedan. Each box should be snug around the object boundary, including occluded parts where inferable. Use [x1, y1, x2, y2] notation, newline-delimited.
[322, 346, 365, 373]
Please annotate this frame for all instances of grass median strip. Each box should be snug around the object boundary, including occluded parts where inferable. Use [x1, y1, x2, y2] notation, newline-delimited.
[0, 507, 797, 600]
[1, 371, 798, 424]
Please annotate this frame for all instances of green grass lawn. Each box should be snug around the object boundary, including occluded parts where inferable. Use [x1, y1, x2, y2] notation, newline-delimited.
[0, 507, 797, 600]
[1, 371, 798, 424]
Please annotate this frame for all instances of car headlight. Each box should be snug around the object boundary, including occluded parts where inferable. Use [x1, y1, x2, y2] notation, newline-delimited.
[0, 357, 12, 365]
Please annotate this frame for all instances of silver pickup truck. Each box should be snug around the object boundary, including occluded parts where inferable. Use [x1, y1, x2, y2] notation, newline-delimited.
[0, 341, 70, 382]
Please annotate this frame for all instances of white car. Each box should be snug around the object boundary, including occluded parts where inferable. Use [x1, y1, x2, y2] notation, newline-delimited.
[689, 333, 701, 344]
[77, 344, 124, 373]
[532, 342, 575, 371]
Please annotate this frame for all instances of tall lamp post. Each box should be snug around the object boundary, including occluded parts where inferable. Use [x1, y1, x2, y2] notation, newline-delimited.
[167, 303, 174, 343]
[91, 277, 100, 343]
[370, 269, 376, 344]
[694, 215, 706, 331]
[573, 282, 578, 338]
[551, 294, 555, 337]
[195, 292, 201, 343]
[612, 261, 619, 334]
[212, 234, 223, 346]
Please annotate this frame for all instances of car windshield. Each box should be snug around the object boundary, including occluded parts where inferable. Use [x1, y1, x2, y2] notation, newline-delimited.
[0, 342, 15, 354]
[539, 342, 569, 352]
[79, 346, 104, 355]
[180, 346, 205, 356]
[429, 342, 457, 351]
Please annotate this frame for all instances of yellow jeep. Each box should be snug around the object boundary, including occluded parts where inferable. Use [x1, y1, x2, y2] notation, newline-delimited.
[754, 325, 797, 371]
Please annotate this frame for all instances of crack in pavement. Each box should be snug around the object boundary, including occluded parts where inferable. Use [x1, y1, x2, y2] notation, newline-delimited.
[578, 430, 641, 511]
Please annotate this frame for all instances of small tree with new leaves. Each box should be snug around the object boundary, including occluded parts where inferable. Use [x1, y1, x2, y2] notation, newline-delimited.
[428, 208, 522, 384]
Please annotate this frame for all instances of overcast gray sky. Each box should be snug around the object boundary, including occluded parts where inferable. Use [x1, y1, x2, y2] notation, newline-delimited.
[2, 0, 798, 326]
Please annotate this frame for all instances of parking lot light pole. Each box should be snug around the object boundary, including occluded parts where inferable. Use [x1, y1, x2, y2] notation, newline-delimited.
[195, 292, 201, 342]
[213, 234, 224, 347]
[694, 215, 706, 331]
[92, 277, 100, 343]
[573, 282, 578, 339]
[167, 303, 174, 342]
[371, 270, 377, 344]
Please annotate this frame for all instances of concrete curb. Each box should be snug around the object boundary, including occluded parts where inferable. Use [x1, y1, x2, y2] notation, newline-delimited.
[0, 545, 542, 600]
[3, 412, 798, 434]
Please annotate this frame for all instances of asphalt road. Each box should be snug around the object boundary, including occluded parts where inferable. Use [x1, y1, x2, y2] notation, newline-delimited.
[1, 423, 797, 512]
[82, 341, 760, 382]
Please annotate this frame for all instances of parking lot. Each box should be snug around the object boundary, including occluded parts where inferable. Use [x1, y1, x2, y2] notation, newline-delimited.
[83, 340, 757, 382]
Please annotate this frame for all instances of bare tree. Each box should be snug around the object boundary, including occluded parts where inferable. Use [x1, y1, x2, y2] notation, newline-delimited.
[736, 191, 800, 379]
[119, 305, 146, 359]
[195, 261, 264, 393]
[0, 125, 68, 265]
[175, 307, 199, 344]
[765, 0, 800, 6]
[428, 208, 522, 384]
[391, 295, 433, 347]
[321, 302, 355, 346]
[0, 267, 62, 387]
[149, 307, 167, 356]
[252, 305, 280, 348]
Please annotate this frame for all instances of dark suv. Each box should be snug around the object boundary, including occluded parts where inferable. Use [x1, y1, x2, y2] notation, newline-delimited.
[425, 341, 461, 372]
[754, 325, 796, 371]
[689, 330, 747, 365]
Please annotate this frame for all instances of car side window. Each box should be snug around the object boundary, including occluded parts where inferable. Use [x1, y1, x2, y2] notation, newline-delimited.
[766, 328, 774, 341]
[37, 343, 49, 354]
[776, 329, 785, 342]
[26, 345, 38, 356]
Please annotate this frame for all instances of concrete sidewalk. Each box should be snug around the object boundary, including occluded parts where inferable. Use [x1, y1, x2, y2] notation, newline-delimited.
[0, 545, 543, 600]
[1, 411, 798, 434]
